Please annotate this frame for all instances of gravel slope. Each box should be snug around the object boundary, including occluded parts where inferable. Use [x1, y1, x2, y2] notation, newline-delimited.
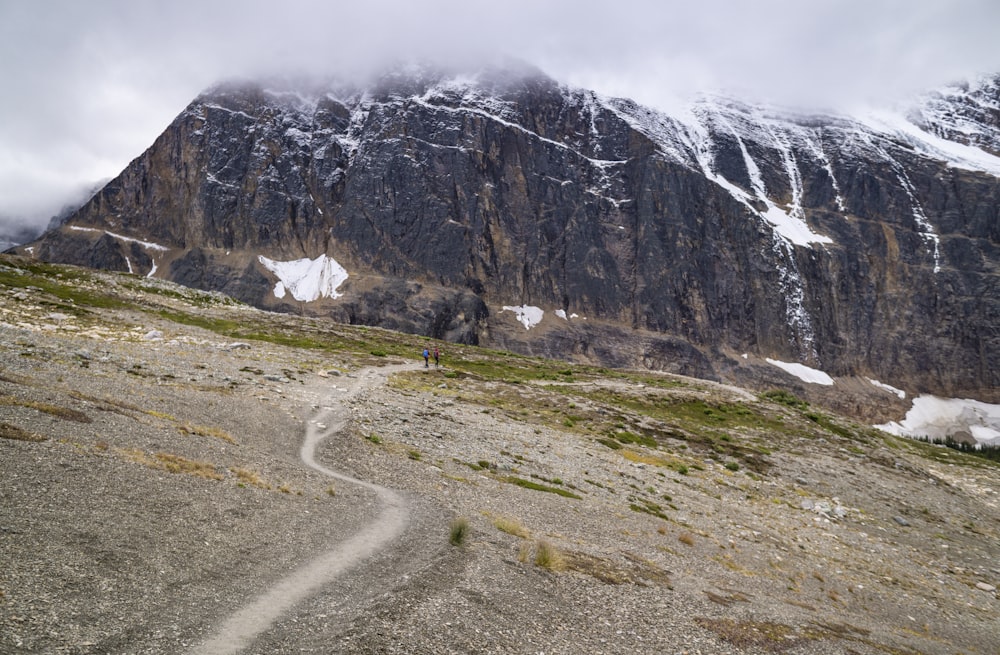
[1, 264, 999, 655]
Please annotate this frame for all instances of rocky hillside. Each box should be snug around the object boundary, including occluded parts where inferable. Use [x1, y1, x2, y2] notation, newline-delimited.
[19, 63, 1000, 407]
[2, 255, 999, 654]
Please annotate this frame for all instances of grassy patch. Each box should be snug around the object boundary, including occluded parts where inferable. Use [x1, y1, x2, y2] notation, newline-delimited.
[0, 395, 91, 423]
[0, 260, 130, 311]
[694, 617, 814, 652]
[761, 389, 810, 410]
[629, 498, 669, 520]
[492, 515, 531, 538]
[502, 476, 582, 499]
[121, 449, 223, 480]
[179, 424, 237, 444]
[563, 551, 672, 586]
[231, 467, 271, 489]
[0, 422, 47, 442]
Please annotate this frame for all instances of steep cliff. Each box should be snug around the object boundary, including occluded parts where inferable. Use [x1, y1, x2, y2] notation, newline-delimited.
[24, 63, 1000, 405]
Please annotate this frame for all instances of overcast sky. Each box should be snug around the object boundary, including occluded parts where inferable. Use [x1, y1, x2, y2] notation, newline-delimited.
[3, 0, 1000, 233]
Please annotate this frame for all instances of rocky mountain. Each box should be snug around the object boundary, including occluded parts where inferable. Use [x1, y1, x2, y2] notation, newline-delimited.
[19, 62, 1000, 412]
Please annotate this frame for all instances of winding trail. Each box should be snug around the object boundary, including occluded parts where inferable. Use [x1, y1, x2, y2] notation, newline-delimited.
[191, 363, 415, 655]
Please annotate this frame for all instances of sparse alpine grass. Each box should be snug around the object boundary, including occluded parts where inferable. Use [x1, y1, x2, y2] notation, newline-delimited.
[180, 423, 237, 444]
[0, 422, 47, 442]
[122, 449, 223, 480]
[231, 467, 271, 489]
[533, 540, 566, 571]
[449, 517, 470, 546]
[0, 395, 91, 423]
[502, 476, 582, 499]
[492, 515, 530, 538]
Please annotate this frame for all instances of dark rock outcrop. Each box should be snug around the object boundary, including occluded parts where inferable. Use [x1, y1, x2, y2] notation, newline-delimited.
[22, 64, 1000, 404]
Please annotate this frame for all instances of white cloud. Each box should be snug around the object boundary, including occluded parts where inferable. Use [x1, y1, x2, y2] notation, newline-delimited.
[2, 0, 1000, 228]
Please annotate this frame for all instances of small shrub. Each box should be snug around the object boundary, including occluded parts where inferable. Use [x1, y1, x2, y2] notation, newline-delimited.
[493, 516, 530, 538]
[761, 389, 809, 410]
[534, 540, 566, 571]
[725, 461, 740, 471]
[449, 517, 470, 546]
[231, 467, 270, 489]
[365, 433, 383, 444]
[678, 532, 695, 546]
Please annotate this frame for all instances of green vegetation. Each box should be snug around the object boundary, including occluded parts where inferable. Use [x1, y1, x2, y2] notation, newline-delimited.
[761, 389, 810, 410]
[629, 498, 669, 520]
[502, 476, 582, 499]
[913, 436, 1000, 466]
[449, 517, 470, 546]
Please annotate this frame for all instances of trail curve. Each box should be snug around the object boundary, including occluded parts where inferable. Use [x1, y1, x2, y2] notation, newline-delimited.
[191, 363, 414, 655]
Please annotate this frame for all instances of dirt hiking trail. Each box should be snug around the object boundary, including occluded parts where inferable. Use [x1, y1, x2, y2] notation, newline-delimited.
[191, 363, 417, 655]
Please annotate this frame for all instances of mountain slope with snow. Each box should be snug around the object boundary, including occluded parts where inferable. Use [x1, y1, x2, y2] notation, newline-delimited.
[19, 64, 1000, 419]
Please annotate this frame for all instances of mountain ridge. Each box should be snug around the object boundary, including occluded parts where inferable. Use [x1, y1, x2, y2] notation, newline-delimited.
[17, 62, 1000, 416]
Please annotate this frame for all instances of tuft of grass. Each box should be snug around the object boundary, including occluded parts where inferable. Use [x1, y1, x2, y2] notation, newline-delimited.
[493, 515, 531, 538]
[534, 540, 566, 571]
[231, 467, 270, 489]
[407, 449, 422, 461]
[180, 423, 237, 444]
[449, 517, 470, 546]
[502, 476, 582, 499]
[0, 422, 47, 442]
[630, 499, 669, 520]
[725, 461, 740, 471]
[0, 395, 91, 423]
[123, 449, 223, 480]
[678, 532, 696, 546]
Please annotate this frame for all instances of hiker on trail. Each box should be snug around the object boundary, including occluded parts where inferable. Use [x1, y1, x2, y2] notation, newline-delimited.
[433, 347, 440, 367]
[422, 347, 430, 367]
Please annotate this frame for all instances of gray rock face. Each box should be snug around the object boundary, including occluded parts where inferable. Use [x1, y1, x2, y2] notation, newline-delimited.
[23, 64, 1000, 401]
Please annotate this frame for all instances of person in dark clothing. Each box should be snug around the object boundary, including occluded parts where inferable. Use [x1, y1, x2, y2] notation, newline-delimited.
[433, 347, 440, 367]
